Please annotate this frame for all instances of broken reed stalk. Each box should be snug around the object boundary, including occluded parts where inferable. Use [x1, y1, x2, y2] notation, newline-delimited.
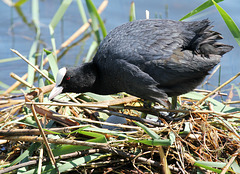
[10, 72, 36, 88]
[223, 101, 240, 104]
[4, 136, 108, 149]
[11, 49, 55, 84]
[0, 124, 140, 136]
[201, 64, 220, 86]
[3, 1, 108, 95]
[195, 72, 240, 106]
[51, 114, 141, 130]
[30, 104, 59, 172]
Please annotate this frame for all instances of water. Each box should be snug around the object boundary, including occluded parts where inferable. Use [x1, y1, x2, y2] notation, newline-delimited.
[0, 0, 239, 101]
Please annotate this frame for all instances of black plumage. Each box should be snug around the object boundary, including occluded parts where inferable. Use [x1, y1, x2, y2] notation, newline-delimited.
[49, 19, 233, 106]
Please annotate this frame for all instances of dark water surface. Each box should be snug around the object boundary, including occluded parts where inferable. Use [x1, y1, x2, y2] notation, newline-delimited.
[0, 0, 239, 100]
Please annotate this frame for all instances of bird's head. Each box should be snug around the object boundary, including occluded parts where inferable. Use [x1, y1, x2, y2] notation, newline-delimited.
[49, 64, 97, 100]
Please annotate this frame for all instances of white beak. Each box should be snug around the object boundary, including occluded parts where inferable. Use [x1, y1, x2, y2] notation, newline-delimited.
[49, 86, 63, 100]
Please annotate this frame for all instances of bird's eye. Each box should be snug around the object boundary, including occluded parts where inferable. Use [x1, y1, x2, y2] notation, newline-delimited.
[66, 76, 71, 80]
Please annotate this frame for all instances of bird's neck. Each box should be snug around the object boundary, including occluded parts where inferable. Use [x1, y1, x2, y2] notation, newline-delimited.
[69, 62, 99, 93]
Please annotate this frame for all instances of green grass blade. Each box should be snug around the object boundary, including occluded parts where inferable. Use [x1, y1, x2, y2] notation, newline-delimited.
[134, 121, 160, 139]
[0, 57, 21, 63]
[76, 0, 88, 24]
[84, 92, 114, 101]
[212, 0, 240, 46]
[10, 143, 41, 166]
[49, 0, 72, 54]
[86, 0, 107, 40]
[129, 2, 136, 22]
[49, 0, 72, 31]
[38, 52, 45, 87]
[84, 40, 98, 63]
[194, 161, 231, 174]
[14, 0, 29, 6]
[44, 49, 59, 80]
[179, 122, 192, 135]
[24, 153, 102, 174]
[0, 82, 10, 89]
[180, 0, 224, 21]
[27, 0, 40, 86]
[138, 139, 172, 146]
[136, 132, 175, 146]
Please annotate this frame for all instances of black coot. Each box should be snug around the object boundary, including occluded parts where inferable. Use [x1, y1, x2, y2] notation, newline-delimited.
[49, 19, 233, 106]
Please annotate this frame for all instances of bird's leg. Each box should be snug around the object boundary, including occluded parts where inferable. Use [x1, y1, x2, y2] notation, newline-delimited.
[155, 97, 178, 122]
[171, 96, 177, 109]
[141, 100, 153, 118]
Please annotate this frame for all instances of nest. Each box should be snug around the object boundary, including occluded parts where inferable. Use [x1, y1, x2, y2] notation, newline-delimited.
[1, 75, 240, 174]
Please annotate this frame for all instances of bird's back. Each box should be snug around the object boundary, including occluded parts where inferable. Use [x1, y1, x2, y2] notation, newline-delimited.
[93, 19, 233, 100]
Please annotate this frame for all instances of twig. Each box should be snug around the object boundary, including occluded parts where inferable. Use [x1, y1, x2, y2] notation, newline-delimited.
[223, 101, 240, 105]
[201, 64, 220, 86]
[10, 72, 36, 88]
[51, 114, 141, 130]
[194, 88, 227, 96]
[195, 72, 240, 106]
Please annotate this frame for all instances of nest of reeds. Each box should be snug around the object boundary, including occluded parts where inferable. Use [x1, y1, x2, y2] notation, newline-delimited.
[1, 65, 240, 173]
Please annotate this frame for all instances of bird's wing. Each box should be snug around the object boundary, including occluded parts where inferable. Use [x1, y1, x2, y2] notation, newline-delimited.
[144, 48, 221, 85]
[102, 58, 169, 105]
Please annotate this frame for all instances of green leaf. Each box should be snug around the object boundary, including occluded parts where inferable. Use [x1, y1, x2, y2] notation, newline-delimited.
[38, 52, 45, 88]
[14, 0, 29, 6]
[180, 0, 224, 21]
[134, 121, 160, 139]
[134, 122, 175, 146]
[27, 0, 40, 87]
[49, 0, 72, 54]
[24, 153, 102, 174]
[194, 161, 231, 174]
[10, 142, 41, 172]
[138, 132, 175, 146]
[84, 40, 98, 63]
[138, 139, 172, 146]
[129, 2, 136, 22]
[53, 129, 107, 156]
[179, 122, 192, 135]
[77, 0, 88, 24]
[86, 0, 107, 42]
[84, 127, 135, 140]
[212, 0, 240, 46]
[84, 92, 114, 101]
[44, 50, 59, 80]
